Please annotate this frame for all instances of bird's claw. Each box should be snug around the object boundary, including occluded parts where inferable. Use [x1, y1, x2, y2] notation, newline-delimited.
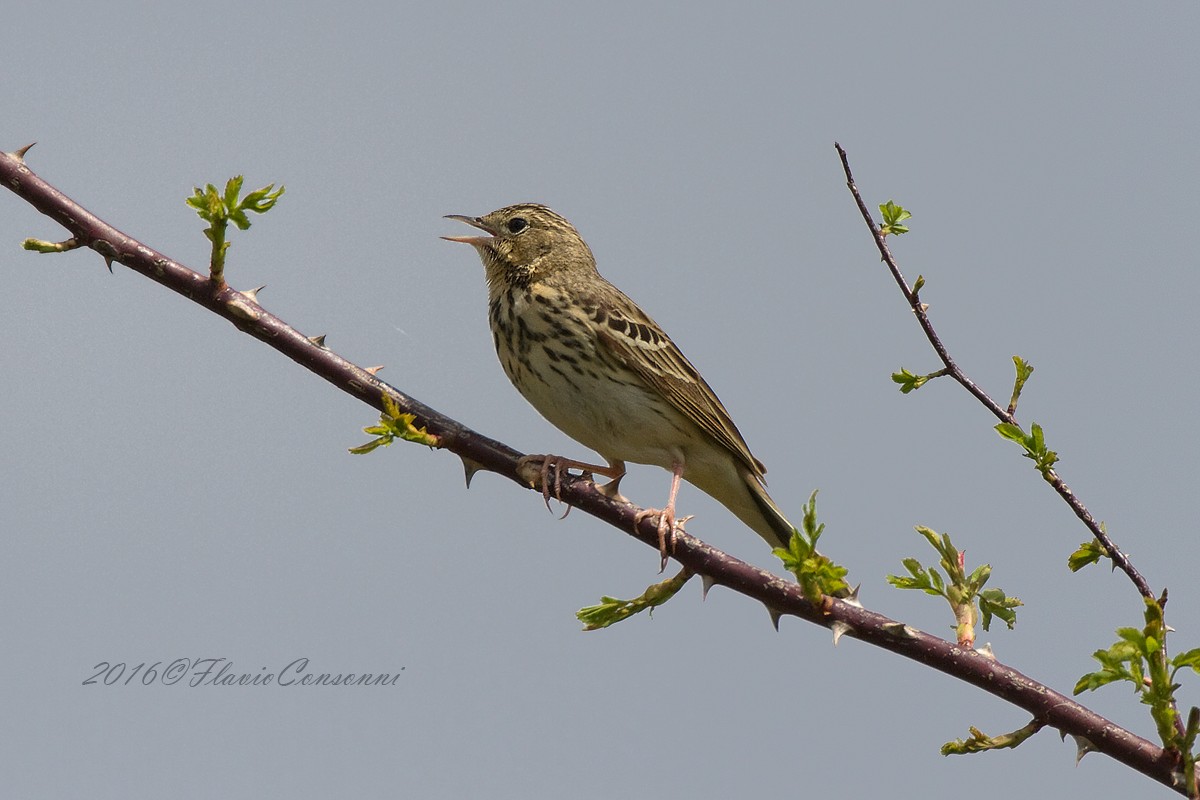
[517, 454, 568, 515]
[634, 508, 693, 572]
[517, 454, 622, 519]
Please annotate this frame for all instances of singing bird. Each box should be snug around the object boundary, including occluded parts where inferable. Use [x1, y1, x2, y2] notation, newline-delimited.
[444, 204, 794, 559]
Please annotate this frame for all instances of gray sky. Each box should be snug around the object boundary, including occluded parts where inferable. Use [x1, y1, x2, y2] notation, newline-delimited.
[4, 3, 1199, 797]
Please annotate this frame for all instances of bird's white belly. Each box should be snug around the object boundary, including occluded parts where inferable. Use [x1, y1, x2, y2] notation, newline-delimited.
[493, 292, 693, 469]
[518, 363, 687, 468]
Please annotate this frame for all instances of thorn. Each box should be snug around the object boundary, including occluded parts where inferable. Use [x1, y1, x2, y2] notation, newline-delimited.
[308, 334, 327, 348]
[830, 620, 853, 646]
[766, 607, 783, 631]
[881, 621, 919, 639]
[976, 642, 996, 660]
[241, 285, 265, 303]
[460, 456, 484, 488]
[364, 365, 385, 376]
[700, 574, 716, 600]
[843, 583, 863, 608]
[226, 295, 260, 321]
[1070, 734, 1097, 765]
[92, 239, 119, 271]
[13, 142, 35, 161]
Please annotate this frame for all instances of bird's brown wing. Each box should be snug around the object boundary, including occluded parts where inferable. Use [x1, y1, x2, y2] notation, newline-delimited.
[590, 286, 767, 479]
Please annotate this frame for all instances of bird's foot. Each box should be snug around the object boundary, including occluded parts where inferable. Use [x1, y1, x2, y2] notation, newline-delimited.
[634, 507, 694, 572]
[516, 454, 625, 517]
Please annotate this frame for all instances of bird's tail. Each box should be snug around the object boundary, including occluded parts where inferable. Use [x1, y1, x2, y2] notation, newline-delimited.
[683, 459, 796, 550]
[742, 472, 795, 549]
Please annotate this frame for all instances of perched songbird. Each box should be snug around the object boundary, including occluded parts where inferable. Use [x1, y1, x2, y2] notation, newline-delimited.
[444, 204, 794, 559]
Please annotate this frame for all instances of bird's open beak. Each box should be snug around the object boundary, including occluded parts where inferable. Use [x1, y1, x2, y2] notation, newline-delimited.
[442, 214, 495, 247]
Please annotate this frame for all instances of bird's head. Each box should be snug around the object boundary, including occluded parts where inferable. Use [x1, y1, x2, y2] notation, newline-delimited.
[444, 203, 595, 289]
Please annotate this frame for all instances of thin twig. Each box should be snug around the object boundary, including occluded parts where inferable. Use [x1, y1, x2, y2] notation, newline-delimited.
[834, 142, 1156, 603]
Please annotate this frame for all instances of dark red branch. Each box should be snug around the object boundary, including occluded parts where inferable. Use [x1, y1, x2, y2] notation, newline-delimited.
[1, 147, 1187, 793]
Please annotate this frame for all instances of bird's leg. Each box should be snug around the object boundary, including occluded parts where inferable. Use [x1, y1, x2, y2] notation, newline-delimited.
[517, 454, 626, 515]
[633, 460, 686, 571]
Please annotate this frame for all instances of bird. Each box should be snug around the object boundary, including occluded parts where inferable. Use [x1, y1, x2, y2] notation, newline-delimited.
[443, 203, 794, 563]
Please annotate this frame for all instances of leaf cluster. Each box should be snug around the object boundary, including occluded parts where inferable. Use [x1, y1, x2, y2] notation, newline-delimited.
[350, 395, 440, 453]
[941, 721, 1042, 756]
[576, 570, 692, 630]
[1076, 598, 1200, 776]
[879, 200, 911, 236]
[888, 526, 1021, 642]
[892, 367, 936, 394]
[995, 421, 1059, 476]
[773, 491, 850, 602]
[185, 175, 284, 279]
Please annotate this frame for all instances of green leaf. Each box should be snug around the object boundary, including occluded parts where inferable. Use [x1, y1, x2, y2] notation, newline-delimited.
[1068, 540, 1107, 571]
[242, 183, 284, 212]
[1116, 627, 1145, 646]
[1172, 649, 1200, 673]
[1030, 423, 1045, 454]
[994, 422, 1027, 445]
[915, 525, 941, 550]
[886, 575, 922, 591]
[1075, 668, 1129, 694]
[223, 175, 244, 209]
[348, 437, 388, 455]
[928, 568, 945, 594]
[887, 560, 941, 596]
[978, 587, 1021, 630]
[966, 563, 991, 590]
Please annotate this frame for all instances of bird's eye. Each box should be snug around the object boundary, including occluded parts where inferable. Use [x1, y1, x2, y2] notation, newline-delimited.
[506, 217, 528, 234]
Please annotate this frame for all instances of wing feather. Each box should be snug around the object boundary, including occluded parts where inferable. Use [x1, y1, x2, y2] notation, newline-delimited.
[589, 288, 766, 478]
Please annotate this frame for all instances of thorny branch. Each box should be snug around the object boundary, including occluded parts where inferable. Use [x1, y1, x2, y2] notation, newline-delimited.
[0, 145, 1190, 793]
